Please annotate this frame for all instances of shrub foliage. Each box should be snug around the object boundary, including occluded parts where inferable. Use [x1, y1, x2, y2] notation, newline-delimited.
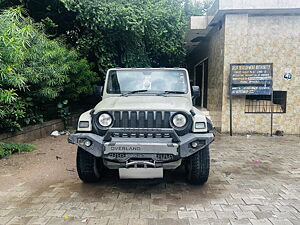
[0, 141, 36, 158]
[0, 7, 97, 132]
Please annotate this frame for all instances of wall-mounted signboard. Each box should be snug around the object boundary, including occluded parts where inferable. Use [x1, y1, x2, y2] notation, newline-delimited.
[229, 63, 274, 136]
[230, 63, 273, 95]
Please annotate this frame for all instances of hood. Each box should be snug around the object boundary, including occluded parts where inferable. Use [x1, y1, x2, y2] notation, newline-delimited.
[94, 96, 192, 113]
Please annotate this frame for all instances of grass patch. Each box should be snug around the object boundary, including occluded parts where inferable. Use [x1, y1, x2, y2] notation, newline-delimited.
[0, 142, 36, 159]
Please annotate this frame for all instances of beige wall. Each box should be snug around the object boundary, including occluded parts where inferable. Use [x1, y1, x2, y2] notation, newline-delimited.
[206, 26, 225, 129]
[221, 14, 300, 134]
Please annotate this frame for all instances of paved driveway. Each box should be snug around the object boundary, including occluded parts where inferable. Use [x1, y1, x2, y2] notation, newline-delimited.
[0, 135, 299, 225]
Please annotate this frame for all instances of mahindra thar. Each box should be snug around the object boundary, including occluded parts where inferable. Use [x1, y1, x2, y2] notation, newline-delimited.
[68, 68, 214, 184]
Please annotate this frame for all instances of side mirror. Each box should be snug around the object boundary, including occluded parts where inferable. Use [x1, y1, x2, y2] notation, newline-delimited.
[94, 85, 103, 101]
[99, 86, 104, 97]
[192, 86, 200, 97]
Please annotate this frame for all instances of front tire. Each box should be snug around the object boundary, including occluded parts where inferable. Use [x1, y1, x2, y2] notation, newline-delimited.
[186, 146, 210, 185]
[76, 147, 101, 183]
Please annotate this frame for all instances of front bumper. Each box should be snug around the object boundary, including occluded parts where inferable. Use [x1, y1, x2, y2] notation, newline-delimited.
[68, 128, 214, 161]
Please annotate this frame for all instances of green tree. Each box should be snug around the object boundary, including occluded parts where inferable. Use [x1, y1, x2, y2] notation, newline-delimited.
[0, 7, 97, 131]
[184, 0, 213, 17]
[62, 0, 188, 75]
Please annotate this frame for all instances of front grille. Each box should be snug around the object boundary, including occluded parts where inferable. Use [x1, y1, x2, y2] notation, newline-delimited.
[111, 111, 172, 129]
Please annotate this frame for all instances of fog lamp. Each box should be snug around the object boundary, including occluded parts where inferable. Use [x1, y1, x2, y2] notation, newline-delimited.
[78, 138, 92, 147]
[84, 140, 92, 147]
[191, 141, 199, 148]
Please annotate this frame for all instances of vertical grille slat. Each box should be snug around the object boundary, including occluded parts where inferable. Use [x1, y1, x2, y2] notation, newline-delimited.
[130, 111, 137, 128]
[114, 111, 120, 127]
[156, 111, 162, 128]
[122, 111, 129, 127]
[163, 111, 171, 128]
[147, 111, 154, 128]
[139, 111, 145, 128]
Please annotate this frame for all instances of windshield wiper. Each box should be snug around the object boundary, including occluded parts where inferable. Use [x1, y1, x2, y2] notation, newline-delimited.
[157, 91, 185, 96]
[121, 89, 148, 96]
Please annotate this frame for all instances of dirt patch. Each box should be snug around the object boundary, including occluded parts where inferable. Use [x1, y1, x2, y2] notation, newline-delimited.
[0, 135, 77, 192]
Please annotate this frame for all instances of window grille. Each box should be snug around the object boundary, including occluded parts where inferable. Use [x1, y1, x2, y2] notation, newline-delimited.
[245, 91, 287, 113]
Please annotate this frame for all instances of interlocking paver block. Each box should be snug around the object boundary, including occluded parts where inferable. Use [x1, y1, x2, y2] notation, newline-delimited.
[128, 218, 148, 225]
[96, 202, 115, 211]
[234, 211, 256, 219]
[0, 209, 12, 217]
[6, 216, 32, 225]
[272, 211, 298, 219]
[0, 216, 13, 225]
[253, 211, 274, 219]
[239, 205, 260, 212]
[108, 218, 128, 225]
[269, 218, 294, 225]
[276, 205, 298, 213]
[242, 198, 263, 205]
[249, 218, 273, 225]
[150, 204, 167, 212]
[211, 199, 227, 205]
[215, 211, 236, 219]
[204, 204, 223, 211]
[189, 218, 210, 225]
[131, 203, 149, 211]
[120, 211, 139, 219]
[229, 218, 252, 225]
[186, 204, 204, 211]
[206, 218, 231, 224]
[177, 211, 197, 219]
[196, 211, 217, 219]
[139, 211, 158, 219]
[148, 218, 189, 225]
[63, 209, 85, 218]
[158, 211, 178, 219]
[25, 209, 48, 217]
[45, 209, 66, 217]
[26, 217, 51, 225]
[220, 204, 241, 212]
[88, 218, 109, 225]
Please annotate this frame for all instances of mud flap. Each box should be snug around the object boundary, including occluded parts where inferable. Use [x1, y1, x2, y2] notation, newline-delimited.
[119, 168, 163, 179]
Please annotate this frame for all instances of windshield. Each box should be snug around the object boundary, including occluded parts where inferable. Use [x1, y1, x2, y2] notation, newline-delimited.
[106, 69, 188, 94]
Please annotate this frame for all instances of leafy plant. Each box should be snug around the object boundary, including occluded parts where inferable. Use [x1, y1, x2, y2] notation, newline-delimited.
[22, 98, 44, 125]
[57, 100, 71, 125]
[0, 7, 97, 132]
[0, 141, 36, 158]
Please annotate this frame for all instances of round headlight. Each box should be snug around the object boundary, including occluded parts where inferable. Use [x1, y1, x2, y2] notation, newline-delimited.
[172, 113, 187, 128]
[98, 113, 113, 127]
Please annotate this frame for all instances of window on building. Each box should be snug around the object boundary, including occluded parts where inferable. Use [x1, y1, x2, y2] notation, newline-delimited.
[245, 91, 287, 113]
